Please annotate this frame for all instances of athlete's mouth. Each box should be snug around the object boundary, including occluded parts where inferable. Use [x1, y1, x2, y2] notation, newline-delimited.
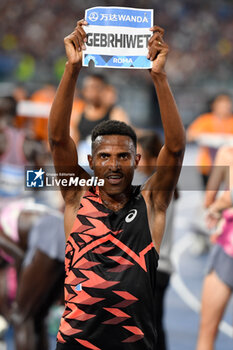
[106, 173, 123, 184]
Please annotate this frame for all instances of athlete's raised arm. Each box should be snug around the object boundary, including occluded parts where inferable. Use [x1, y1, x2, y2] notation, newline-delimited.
[142, 26, 186, 250]
[48, 20, 90, 206]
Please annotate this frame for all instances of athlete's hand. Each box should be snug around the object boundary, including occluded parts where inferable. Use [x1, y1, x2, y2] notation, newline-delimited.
[64, 19, 88, 67]
[147, 26, 169, 74]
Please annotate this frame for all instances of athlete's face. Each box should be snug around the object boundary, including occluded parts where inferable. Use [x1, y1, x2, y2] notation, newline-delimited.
[88, 135, 140, 196]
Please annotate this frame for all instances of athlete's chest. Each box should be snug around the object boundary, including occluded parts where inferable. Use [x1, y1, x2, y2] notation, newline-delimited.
[70, 190, 151, 253]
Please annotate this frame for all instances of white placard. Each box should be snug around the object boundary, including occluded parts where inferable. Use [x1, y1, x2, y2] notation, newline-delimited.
[82, 7, 154, 69]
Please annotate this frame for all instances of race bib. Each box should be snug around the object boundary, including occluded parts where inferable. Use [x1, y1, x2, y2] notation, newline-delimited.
[83, 7, 153, 69]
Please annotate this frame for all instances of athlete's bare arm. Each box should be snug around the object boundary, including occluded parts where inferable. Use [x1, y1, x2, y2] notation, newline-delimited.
[142, 26, 185, 251]
[48, 20, 89, 237]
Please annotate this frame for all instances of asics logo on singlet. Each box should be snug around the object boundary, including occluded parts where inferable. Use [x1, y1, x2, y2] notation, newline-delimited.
[125, 209, 137, 223]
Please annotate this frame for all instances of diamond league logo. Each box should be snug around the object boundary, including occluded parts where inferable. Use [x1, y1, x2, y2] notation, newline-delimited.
[88, 12, 99, 22]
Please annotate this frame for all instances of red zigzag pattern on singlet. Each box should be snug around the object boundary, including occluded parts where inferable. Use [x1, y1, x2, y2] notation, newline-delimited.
[59, 189, 154, 347]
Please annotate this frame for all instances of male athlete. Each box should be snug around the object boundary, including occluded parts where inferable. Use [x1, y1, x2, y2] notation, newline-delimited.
[49, 19, 185, 350]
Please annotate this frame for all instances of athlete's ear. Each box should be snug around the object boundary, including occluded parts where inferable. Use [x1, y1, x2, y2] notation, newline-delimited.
[134, 153, 141, 169]
[88, 154, 93, 170]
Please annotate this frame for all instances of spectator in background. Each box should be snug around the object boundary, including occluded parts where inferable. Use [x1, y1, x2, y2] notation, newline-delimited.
[196, 146, 233, 350]
[71, 74, 129, 166]
[13, 85, 34, 132]
[0, 96, 30, 198]
[134, 132, 178, 350]
[13, 85, 28, 103]
[0, 96, 49, 199]
[0, 200, 65, 350]
[102, 84, 129, 121]
[187, 94, 233, 188]
[26, 84, 84, 142]
[29, 84, 57, 141]
[0, 90, 66, 209]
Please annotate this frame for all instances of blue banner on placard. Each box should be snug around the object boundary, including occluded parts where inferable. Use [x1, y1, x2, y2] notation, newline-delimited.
[86, 7, 152, 28]
[84, 54, 152, 69]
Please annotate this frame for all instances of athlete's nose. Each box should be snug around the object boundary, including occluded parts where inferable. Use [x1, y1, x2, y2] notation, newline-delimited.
[108, 156, 120, 171]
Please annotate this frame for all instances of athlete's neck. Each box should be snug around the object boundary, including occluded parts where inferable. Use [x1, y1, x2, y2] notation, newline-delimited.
[99, 187, 132, 212]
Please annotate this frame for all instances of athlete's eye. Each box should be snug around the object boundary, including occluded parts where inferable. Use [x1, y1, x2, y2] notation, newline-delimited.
[119, 153, 129, 160]
[100, 153, 109, 159]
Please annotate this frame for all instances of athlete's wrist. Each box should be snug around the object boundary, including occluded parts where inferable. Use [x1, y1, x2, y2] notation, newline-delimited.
[65, 61, 81, 76]
[150, 70, 167, 83]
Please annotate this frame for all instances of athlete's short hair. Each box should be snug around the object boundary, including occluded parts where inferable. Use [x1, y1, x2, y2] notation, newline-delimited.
[91, 120, 137, 149]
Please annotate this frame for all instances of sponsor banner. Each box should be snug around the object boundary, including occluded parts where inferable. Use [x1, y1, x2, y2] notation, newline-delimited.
[86, 7, 153, 28]
[83, 7, 153, 69]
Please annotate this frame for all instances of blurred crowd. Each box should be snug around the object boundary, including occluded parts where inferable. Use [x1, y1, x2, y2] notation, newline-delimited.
[0, 0, 233, 128]
[0, 0, 233, 107]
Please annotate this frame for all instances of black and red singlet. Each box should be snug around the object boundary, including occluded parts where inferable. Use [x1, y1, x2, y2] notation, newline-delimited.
[57, 186, 159, 350]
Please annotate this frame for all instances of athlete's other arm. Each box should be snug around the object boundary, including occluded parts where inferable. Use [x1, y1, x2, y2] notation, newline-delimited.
[142, 26, 185, 251]
[48, 20, 90, 238]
